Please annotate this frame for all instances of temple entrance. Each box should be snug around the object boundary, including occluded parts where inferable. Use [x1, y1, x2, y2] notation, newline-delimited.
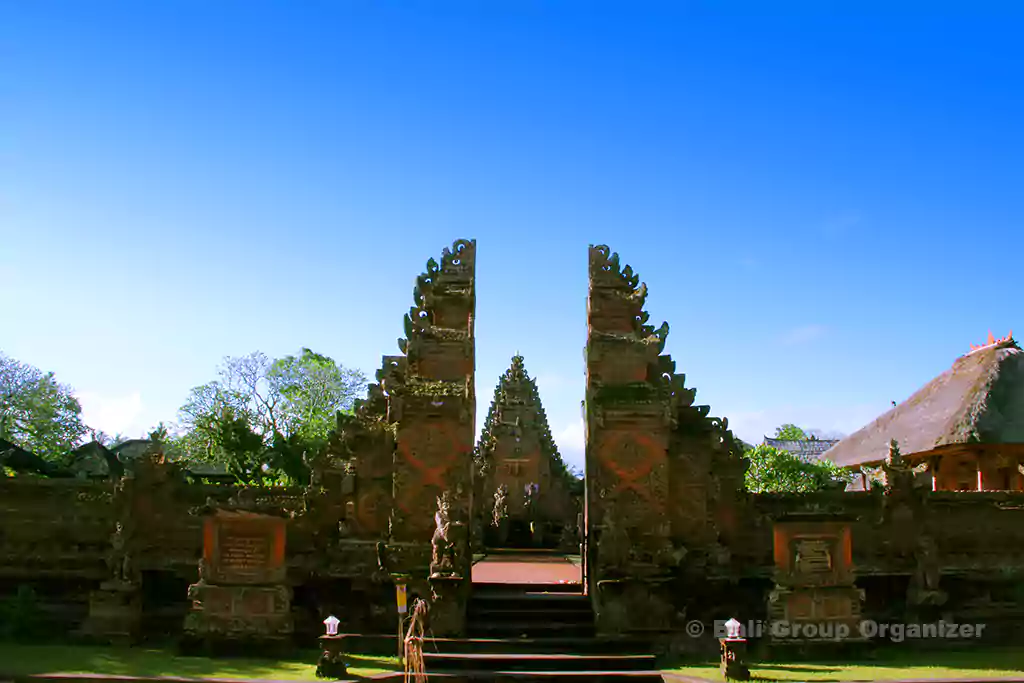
[473, 355, 586, 555]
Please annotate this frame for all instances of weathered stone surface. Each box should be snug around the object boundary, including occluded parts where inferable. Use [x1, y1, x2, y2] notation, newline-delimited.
[768, 519, 865, 641]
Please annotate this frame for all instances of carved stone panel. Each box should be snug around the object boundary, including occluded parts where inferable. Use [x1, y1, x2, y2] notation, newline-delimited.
[393, 420, 472, 540]
[593, 429, 669, 520]
[772, 521, 853, 588]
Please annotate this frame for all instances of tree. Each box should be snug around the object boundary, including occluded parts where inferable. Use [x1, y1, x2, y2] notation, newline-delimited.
[0, 353, 87, 461]
[267, 348, 367, 442]
[774, 423, 808, 440]
[91, 430, 129, 448]
[745, 444, 852, 493]
[173, 348, 368, 485]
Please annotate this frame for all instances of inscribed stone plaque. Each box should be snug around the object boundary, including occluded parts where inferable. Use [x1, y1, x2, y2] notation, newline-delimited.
[204, 510, 287, 585]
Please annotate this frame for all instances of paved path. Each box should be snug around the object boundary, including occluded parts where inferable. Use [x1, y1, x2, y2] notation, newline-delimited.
[471, 552, 582, 585]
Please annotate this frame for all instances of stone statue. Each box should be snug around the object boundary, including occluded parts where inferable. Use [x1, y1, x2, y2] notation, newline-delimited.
[523, 482, 539, 543]
[337, 518, 352, 539]
[430, 491, 458, 577]
[882, 439, 913, 494]
[908, 535, 947, 608]
[492, 484, 508, 528]
[106, 522, 135, 585]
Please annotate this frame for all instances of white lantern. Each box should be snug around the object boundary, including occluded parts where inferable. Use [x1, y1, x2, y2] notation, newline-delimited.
[724, 617, 743, 640]
[323, 614, 340, 636]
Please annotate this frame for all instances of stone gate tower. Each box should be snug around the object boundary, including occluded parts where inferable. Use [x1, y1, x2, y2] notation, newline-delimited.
[585, 244, 747, 635]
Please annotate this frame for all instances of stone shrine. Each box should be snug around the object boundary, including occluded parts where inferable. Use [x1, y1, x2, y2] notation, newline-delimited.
[768, 518, 865, 641]
[474, 354, 581, 549]
[184, 506, 293, 647]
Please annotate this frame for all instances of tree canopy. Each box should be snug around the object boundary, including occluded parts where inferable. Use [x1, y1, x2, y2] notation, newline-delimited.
[744, 443, 852, 493]
[774, 423, 808, 440]
[171, 349, 368, 485]
[0, 353, 87, 462]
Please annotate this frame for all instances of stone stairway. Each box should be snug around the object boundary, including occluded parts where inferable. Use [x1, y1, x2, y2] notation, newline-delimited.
[423, 581, 662, 681]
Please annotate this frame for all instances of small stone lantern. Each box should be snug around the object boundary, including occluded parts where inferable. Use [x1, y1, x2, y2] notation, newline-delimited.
[719, 617, 750, 681]
[316, 615, 347, 679]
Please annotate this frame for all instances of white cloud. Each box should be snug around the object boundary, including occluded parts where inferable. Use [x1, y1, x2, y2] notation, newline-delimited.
[780, 324, 828, 346]
[78, 391, 146, 438]
[554, 418, 586, 470]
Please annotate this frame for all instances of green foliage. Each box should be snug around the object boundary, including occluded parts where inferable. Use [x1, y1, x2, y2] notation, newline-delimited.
[0, 585, 43, 642]
[267, 348, 367, 442]
[173, 349, 367, 485]
[774, 423, 809, 440]
[265, 430, 316, 486]
[744, 444, 852, 493]
[0, 353, 87, 461]
[91, 430, 129, 448]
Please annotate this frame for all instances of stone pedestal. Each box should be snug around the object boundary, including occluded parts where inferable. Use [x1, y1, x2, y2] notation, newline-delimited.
[594, 577, 673, 635]
[81, 580, 141, 644]
[767, 585, 866, 641]
[719, 638, 750, 680]
[184, 583, 293, 639]
[316, 634, 349, 679]
[428, 575, 468, 637]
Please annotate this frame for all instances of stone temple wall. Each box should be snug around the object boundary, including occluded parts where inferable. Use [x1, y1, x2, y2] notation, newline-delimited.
[2, 240, 1024, 649]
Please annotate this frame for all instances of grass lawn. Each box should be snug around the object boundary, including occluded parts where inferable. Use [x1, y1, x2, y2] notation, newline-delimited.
[0, 644, 399, 680]
[667, 645, 1024, 681]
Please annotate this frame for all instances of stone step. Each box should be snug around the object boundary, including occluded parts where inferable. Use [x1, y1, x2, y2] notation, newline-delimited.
[482, 548, 577, 557]
[425, 636, 651, 655]
[470, 590, 588, 604]
[468, 606, 594, 621]
[472, 589, 586, 599]
[420, 669, 665, 681]
[423, 652, 656, 673]
[467, 621, 597, 638]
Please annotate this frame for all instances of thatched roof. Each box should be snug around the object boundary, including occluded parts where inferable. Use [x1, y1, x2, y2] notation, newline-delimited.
[0, 438, 71, 477]
[825, 336, 1024, 468]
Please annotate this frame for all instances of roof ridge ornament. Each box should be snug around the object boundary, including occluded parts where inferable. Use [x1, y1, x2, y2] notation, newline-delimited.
[967, 330, 1015, 355]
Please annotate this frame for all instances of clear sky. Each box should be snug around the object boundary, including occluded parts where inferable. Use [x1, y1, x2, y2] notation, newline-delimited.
[2, 1, 1022, 470]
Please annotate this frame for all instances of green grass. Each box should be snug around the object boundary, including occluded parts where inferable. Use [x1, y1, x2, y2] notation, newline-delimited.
[667, 645, 1024, 681]
[0, 644, 400, 680]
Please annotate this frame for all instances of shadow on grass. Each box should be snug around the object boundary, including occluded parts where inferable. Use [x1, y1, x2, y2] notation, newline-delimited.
[0, 645, 399, 681]
[668, 645, 1024, 682]
[754, 664, 843, 673]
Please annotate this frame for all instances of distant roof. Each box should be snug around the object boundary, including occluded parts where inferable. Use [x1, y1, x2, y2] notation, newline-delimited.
[825, 335, 1024, 468]
[762, 437, 840, 462]
[68, 440, 124, 478]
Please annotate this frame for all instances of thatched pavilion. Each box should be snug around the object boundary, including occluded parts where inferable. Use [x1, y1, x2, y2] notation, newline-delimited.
[824, 332, 1024, 491]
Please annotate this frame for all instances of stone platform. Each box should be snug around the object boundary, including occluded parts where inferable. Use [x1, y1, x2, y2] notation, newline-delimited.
[471, 550, 582, 585]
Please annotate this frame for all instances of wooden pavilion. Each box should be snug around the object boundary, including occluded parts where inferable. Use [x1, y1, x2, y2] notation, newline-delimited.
[825, 332, 1024, 491]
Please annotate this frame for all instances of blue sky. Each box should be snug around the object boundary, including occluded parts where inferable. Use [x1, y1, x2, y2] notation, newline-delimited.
[2, 1, 1022, 470]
